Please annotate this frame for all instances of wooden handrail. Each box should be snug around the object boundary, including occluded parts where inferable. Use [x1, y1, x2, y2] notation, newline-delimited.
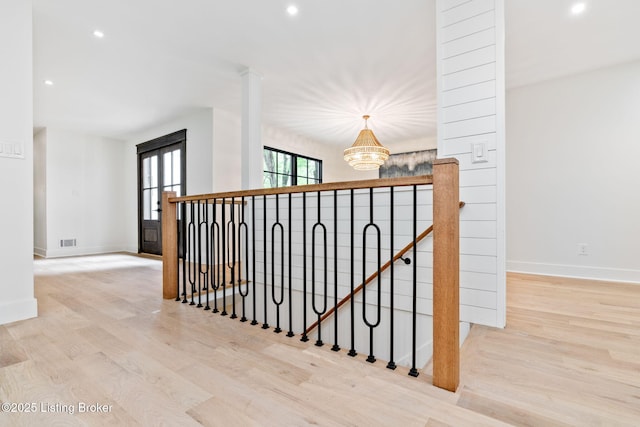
[305, 201, 465, 335]
[168, 175, 434, 204]
[163, 176, 434, 301]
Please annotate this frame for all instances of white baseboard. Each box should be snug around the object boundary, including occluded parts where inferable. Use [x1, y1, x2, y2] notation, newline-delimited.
[42, 245, 130, 259]
[33, 247, 46, 257]
[0, 298, 38, 325]
[396, 321, 471, 369]
[507, 260, 640, 284]
[123, 246, 139, 254]
[396, 340, 433, 369]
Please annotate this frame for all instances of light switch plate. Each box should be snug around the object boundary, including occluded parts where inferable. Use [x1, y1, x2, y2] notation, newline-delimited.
[471, 142, 488, 163]
[0, 142, 25, 159]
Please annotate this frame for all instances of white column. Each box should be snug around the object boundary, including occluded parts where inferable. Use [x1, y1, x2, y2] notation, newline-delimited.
[436, 0, 506, 328]
[240, 68, 263, 190]
[0, 0, 37, 324]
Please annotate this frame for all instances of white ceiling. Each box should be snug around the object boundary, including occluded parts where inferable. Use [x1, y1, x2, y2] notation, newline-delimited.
[33, 0, 640, 147]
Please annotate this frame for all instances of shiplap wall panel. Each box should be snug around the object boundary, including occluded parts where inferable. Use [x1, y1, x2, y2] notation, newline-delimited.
[442, 45, 496, 75]
[461, 305, 496, 326]
[441, 0, 494, 26]
[442, 28, 495, 59]
[443, 98, 496, 123]
[461, 238, 496, 256]
[442, 115, 496, 139]
[461, 271, 498, 291]
[461, 254, 497, 274]
[460, 220, 496, 239]
[442, 10, 495, 42]
[460, 288, 497, 310]
[460, 203, 496, 221]
[442, 80, 496, 107]
[460, 185, 496, 203]
[437, 0, 505, 328]
[442, 0, 471, 11]
[458, 168, 495, 186]
[441, 133, 497, 155]
[442, 63, 495, 91]
[456, 150, 497, 170]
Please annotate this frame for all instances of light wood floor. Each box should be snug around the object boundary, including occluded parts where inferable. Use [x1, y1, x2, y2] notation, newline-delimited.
[1, 254, 639, 426]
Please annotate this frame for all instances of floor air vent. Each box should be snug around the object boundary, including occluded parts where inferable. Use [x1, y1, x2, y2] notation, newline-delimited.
[60, 239, 77, 248]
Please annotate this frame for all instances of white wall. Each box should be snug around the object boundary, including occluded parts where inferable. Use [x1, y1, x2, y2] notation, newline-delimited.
[33, 128, 47, 256]
[507, 60, 640, 283]
[123, 108, 215, 251]
[262, 123, 361, 183]
[213, 108, 242, 192]
[122, 107, 361, 252]
[211, 108, 381, 187]
[390, 136, 437, 155]
[436, 0, 506, 327]
[40, 129, 127, 257]
[328, 136, 438, 182]
[0, 0, 37, 324]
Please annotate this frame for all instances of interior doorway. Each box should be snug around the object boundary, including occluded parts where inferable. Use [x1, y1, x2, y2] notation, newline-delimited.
[137, 130, 186, 255]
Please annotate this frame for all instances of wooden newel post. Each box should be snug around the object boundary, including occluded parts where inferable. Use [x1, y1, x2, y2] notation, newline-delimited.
[432, 158, 460, 392]
[162, 191, 178, 300]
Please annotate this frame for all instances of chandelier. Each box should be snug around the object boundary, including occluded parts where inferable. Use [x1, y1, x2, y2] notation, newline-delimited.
[343, 115, 390, 170]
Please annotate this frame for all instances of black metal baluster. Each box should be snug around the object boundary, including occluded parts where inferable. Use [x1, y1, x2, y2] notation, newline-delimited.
[348, 189, 356, 357]
[238, 196, 249, 322]
[211, 199, 220, 313]
[188, 201, 196, 306]
[300, 192, 309, 342]
[332, 190, 340, 352]
[197, 200, 203, 308]
[181, 202, 188, 304]
[362, 188, 382, 363]
[251, 196, 258, 325]
[174, 184, 432, 377]
[230, 198, 238, 319]
[287, 193, 294, 337]
[202, 201, 211, 311]
[312, 191, 328, 347]
[221, 198, 228, 316]
[176, 202, 181, 301]
[387, 187, 397, 370]
[271, 194, 284, 333]
[409, 185, 419, 377]
[262, 195, 269, 329]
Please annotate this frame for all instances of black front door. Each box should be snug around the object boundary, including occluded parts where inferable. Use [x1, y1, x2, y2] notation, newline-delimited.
[137, 130, 186, 255]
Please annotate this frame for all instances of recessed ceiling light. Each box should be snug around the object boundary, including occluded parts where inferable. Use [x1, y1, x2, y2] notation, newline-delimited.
[93, 30, 105, 38]
[286, 5, 298, 16]
[43, 80, 54, 86]
[571, 2, 586, 15]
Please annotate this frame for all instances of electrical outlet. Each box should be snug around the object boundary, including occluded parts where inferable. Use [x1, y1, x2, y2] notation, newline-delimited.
[577, 243, 588, 256]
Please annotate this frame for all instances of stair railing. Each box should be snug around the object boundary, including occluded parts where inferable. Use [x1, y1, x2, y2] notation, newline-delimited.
[305, 200, 465, 336]
[162, 158, 460, 392]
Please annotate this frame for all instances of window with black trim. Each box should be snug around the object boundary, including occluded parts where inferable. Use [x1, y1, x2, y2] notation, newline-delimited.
[263, 147, 322, 188]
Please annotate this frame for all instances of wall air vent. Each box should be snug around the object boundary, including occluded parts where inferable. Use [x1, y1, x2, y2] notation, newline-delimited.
[60, 239, 77, 248]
